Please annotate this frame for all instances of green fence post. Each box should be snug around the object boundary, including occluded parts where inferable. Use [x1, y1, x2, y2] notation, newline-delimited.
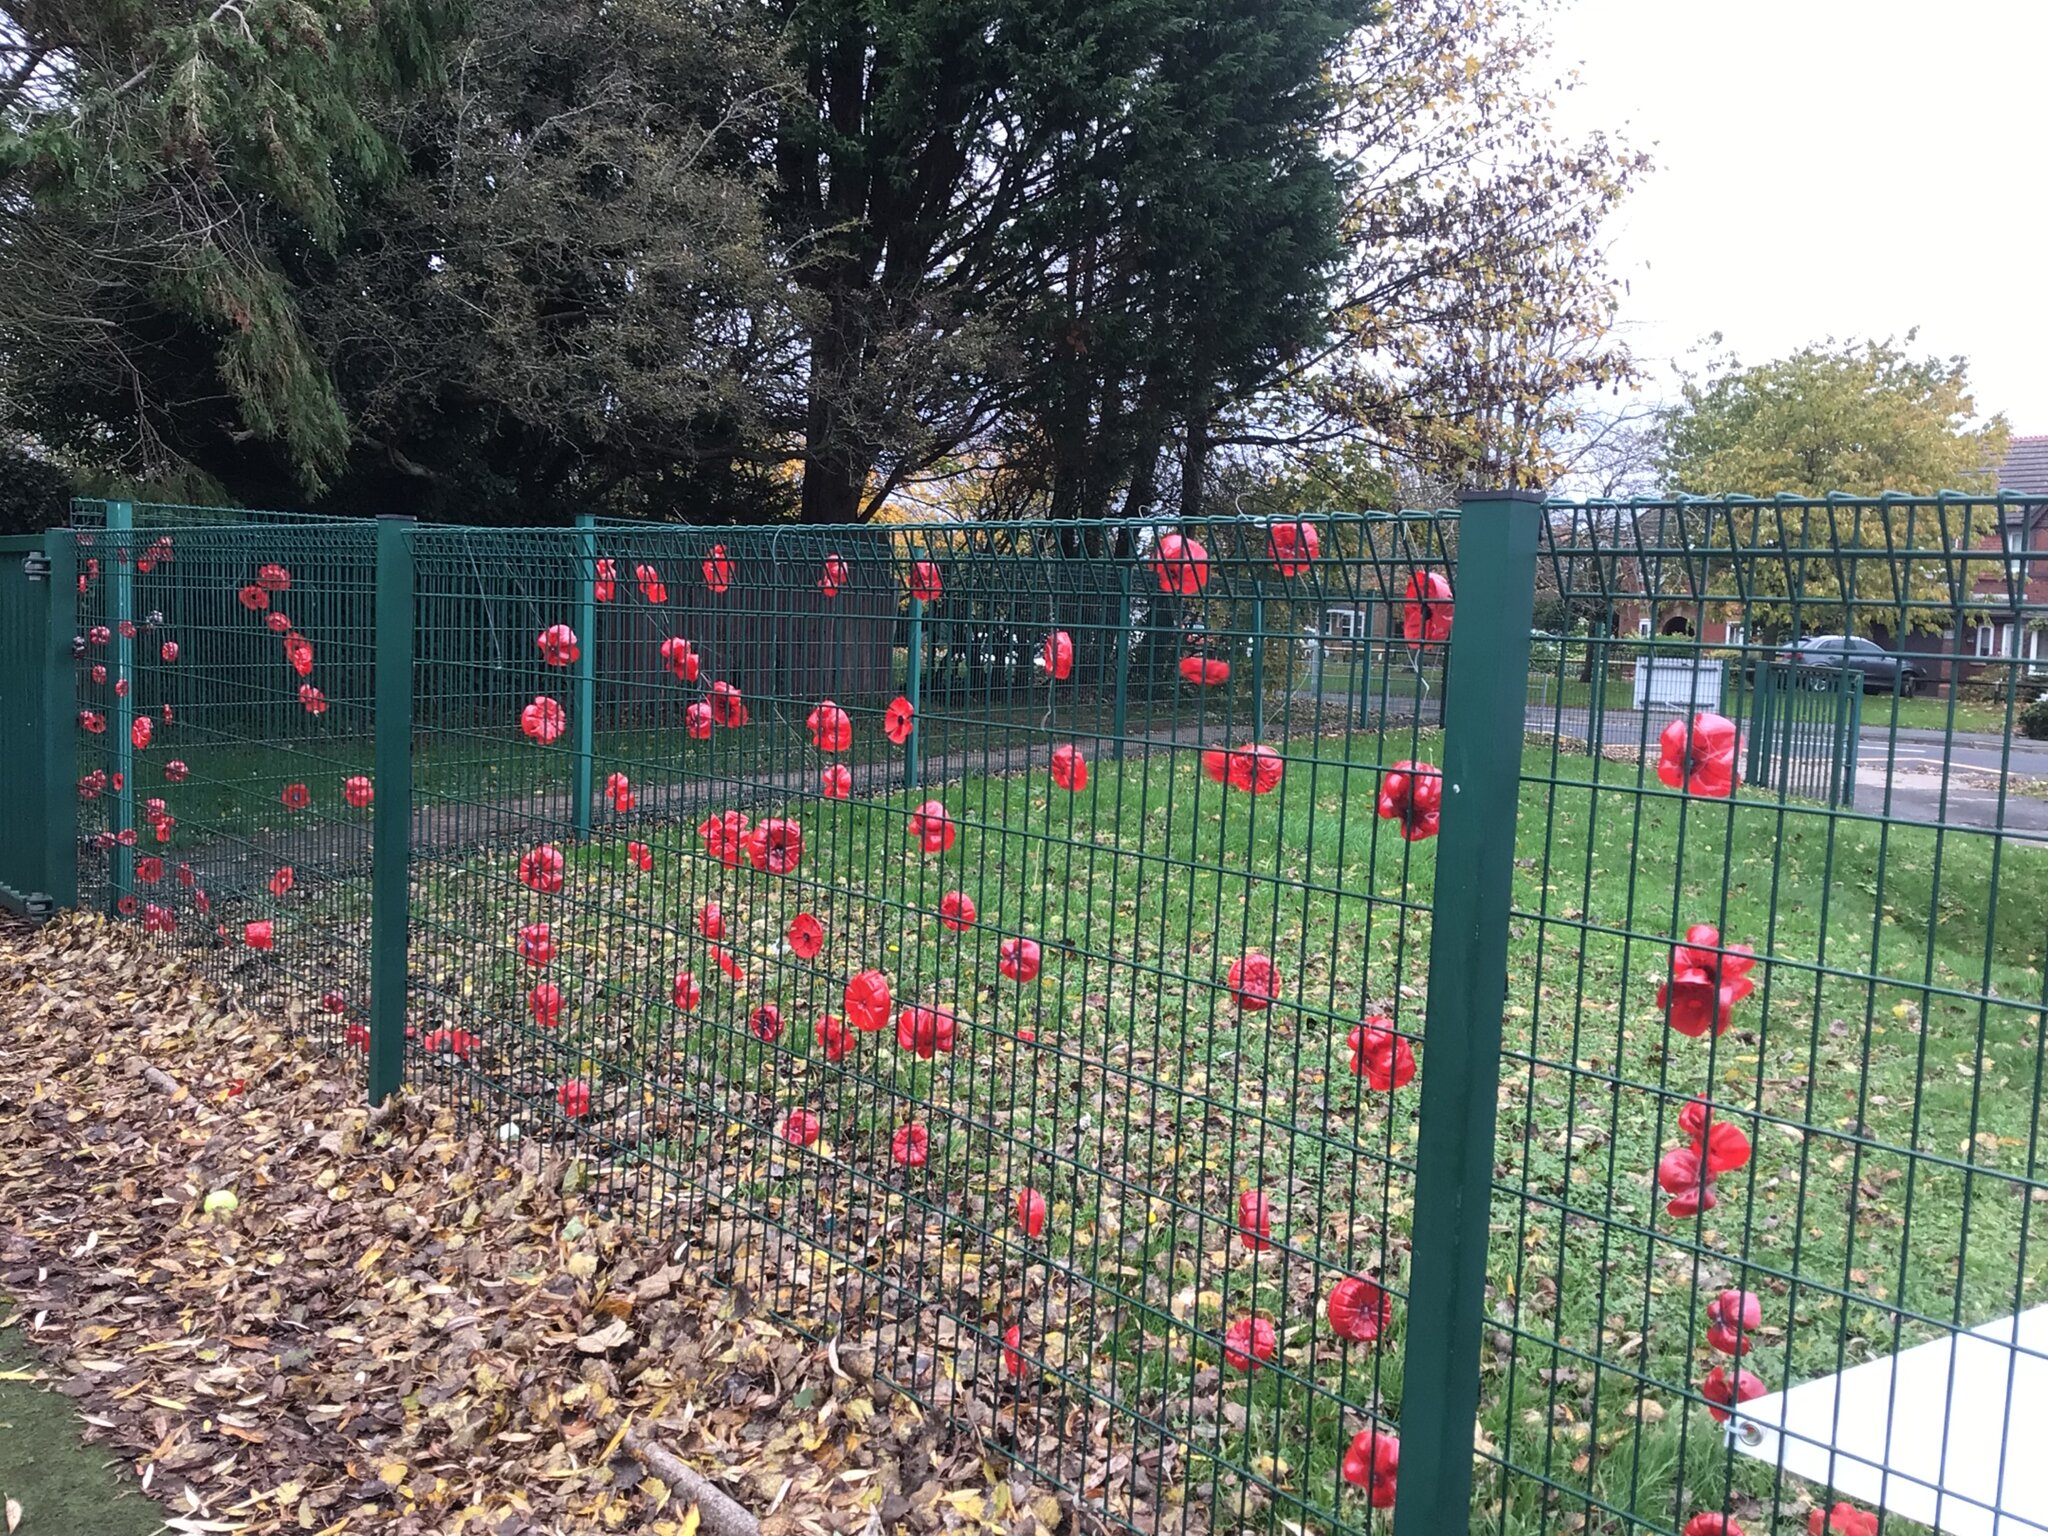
[368, 515, 414, 1106]
[1394, 488, 1542, 1536]
[1250, 590, 1267, 743]
[1587, 622, 1607, 760]
[1111, 561, 1132, 763]
[105, 500, 134, 916]
[43, 531, 78, 911]
[903, 548, 925, 791]
[571, 514, 597, 840]
[1355, 613, 1374, 727]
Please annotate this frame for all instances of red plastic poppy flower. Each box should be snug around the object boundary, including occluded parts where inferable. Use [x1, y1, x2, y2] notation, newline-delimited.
[343, 775, 373, 809]
[746, 818, 804, 874]
[1700, 1364, 1766, 1424]
[114, 826, 137, 846]
[627, 840, 653, 872]
[1402, 570, 1453, 644]
[135, 856, 164, 884]
[939, 890, 977, 931]
[884, 696, 915, 745]
[1657, 1144, 1718, 1217]
[244, 920, 275, 950]
[1153, 532, 1210, 596]
[1342, 1427, 1399, 1507]
[1377, 760, 1443, 841]
[266, 611, 292, 634]
[115, 894, 139, 917]
[269, 866, 295, 897]
[910, 800, 956, 855]
[781, 1109, 821, 1147]
[1267, 520, 1321, 577]
[605, 771, 635, 812]
[284, 633, 314, 677]
[1002, 1323, 1026, 1377]
[1327, 1277, 1393, 1343]
[78, 709, 106, 735]
[160, 640, 179, 663]
[1050, 744, 1088, 791]
[697, 902, 726, 940]
[521, 695, 567, 744]
[671, 970, 701, 1011]
[701, 546, 732, 594]
[1039, 631, 1074, 680]
[594, 557, 616, 602]
[519, 844, 565, 893]
[637, 562, 669, 604]
[1222, 1316, 1277, 1371]
[344, 1021, 371, 1052]
[90, 664, 107, 686]
[1348, 1018, 1417, 1091]
[813, 1013, 854, 1061]
[255, 562, 291, 593]
[998, 937, 1042, 983]
[1237, 1189, 1273, 1250]
[659, 635, 701, 683]
[712, 944, 746, 984]
[423, 1027, 482, 1059]
[1178, 653, 1231, 687]
[87, 624, 110, 647]
[78, 770, 107, 799]
[820, 764, 852, 800]
[897, 1004, 958, 1059]
[517, 921, 556, 966]
[151, 816, 173, 843]
[844, 969, 892, 1031]
[909, 560, 942, 602]
[1658, 924, 1757, 1038]
[537, 623, 580, 667]
[1705, 1289, 1763, 1355]
[113, 676, 129, 698]
[788, 912, 825, 959]
[749, 1003, 783, 1042]
[193, 888, 209, 914]
[312, 990, 345, 1016]
[1226, 952, 1278, 1011]
[707, 680, 748, 727]
[238, 584, 269, 611]
[807, 701, 853, 753]
[281, 782, 310, 809]
[1680, 1098, 1753, 1176]
[1202, 744, 1284, 795]
[130, 715, 152, 750]
[685, 701, 714, 739]
[299, 684, 328, 715]
[819, 554, 849, 597]
[1809, 1503, 1877, 1536]
[550, 1080, 590, 1118]
[1015, 1187, 1048, 1238]
[158, 702, 173, 725]
[891, 1122, 930, 1167]
[697, 809, 751, 866]
[1658, 712, 1740, 798]
[529, 982, 566, 1027]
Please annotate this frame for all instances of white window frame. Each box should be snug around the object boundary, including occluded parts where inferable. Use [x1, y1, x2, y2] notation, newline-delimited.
[1725, 623, 1746, 648]
[1637, 616, 1652, 636]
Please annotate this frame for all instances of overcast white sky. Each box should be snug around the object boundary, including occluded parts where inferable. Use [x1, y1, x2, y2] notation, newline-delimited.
[1544, 0, 2048, 430]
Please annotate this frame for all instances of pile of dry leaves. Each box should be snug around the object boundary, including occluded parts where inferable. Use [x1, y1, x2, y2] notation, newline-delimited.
[0, 916, 1061, 1536]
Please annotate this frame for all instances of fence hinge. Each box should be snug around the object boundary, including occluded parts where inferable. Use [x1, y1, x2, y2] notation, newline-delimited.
[24, 893, 56, 920]
[21, 550, 51, 581]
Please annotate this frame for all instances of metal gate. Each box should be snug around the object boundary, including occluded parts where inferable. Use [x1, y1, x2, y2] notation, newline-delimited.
[0, 532, 76, 917]
[1745, 659, 1863, 806]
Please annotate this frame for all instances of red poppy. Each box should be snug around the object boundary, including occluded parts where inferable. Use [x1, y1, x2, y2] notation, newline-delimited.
[712, 943, 745, 983]
[1153, 532, 1210, 596]
[883, 696, 915, 745]
[895, 1004, 956, 1059]
[269, 866, 295, 897]
[517, 921, 556, 966]
[659, 635, 701, 682]
[547, 1080, 589, 1118]
[685, 701, 714, 739]
[519, 844, 566, 893]
[244, 920, 275, 950]
[637, 562, 669, 604]
[788, 912, 825, 959]
[1680, 1099, 1753, 1175]
[697, 809, 751, 866]
[814, 1013, 854, 1061]
[671, 970, 701, 1011]
[1002, 1324, 1026, 1377]
[135, 856, 164, 884]
[78, 770, 107, 799]
[343, 775, 373, 808]
[909, 559, 942, 602]
[1809, 1503, 1877, 1536]
[700, 547, 733, 595]
[627, 841, 653, 872]
[998, 937, 1042, 983]
[939, 890, 977, 930]
[423, 1027, 482, 1059]
[1050, 744, 1088, 791]
[78, 710, 106, 735]
[1236, 1189, 1273, 1250]
[1657, 1145, 1718, 1217]
[1327, 1277, 1392, 1343]
[1267, 520, 1321, 576]
[1178, 653, 1231, 687]
[281, 782, 310, 809]
[697, 902, 726, 940]
[1015, 1187, 1048, 1237]
[744, 818, 803, 874]
[529, 982, 565, 1027]
[807, 701, 853, 753]
[129, 715, 152, 750]
[820, 764, 852, 800]
[844, 969, 891, 1031]
[143, 796, 165, 817]
[116, 894, 139, 917]
[113, 676, 129, 698]
[708, 680, 748, 727]
[594, 557, 616, 602]
[193, 888, 209, 914]
[255, 562, 291, 593]
[115, 826, 137, 846]
[1402, 571, 1453, 644]
[521, 695, 567, 744]
[1348, 1018, 1417, 1090]
[749, 1003, 783, 1042]
[1700, 1364, 1766, 1423]
[909, 800, 956, 855]
[890, 1122, 930, 1167]
[819, 554, 850, 597]
[537, 623, 580, 667]
[299, 684, 328, 715]
[1658, 712, 1741, 798]
[151, 816, 174, 843]
[176, 863, 194, 887]
[238, 584, 269, 611]
[782, 1109, 822, 1147]
[1342, 1427, 1399, 1508]
[1039, 631, 1074, 680]
[605, 771, 635, 811]
[86, 624, 109, 646]
[345, 1021, 371, 1052]
[1705, 1289, 1762, 1355]
[1658, 924, 1757, 1038]
[1226, 952, 1278, 1011]
[1377, 760, 1442, 841]
[1202, 744, 1284, 795]
[284, 633, 314, 677]
[1222, 1316, 1277, 1371]
[266, 611, 292, 634]
[159, 702, 173, 725]
[91, 664, 107, 685]
[159, 640, 179, 663]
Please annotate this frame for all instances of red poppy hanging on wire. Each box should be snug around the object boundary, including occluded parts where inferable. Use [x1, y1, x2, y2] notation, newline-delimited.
[884, 696, 915, 745]
[1658, 924, 1756, 1037]
[1326, 1277, 1392, 1343]
[707, 680, 748, 726]
[685, 701, 714, 739]
[697, 809, 751, 866]
[1680, 1097, 1753, 1175]
[745, 818, 804, 874]
[627, 840, 653, 872]
[1203, 744, 1284, 795]
[637, 562, 668, 604]
[537, 624, 580, 667]
[281, 783, 310, 809]
[1015, 1187, 1047, 1237]
[1236, 1189, 1273, 1250]
[1267, 520, 1320, 577]
[519, 844, 566, 893]
[1704, 1289, 1762, 1355]
[891, 1123, 929, 1167]
[1222, 1316, 1276, 1371]
[1153, 532, 1210, 596]
[939, 890, 976, 930]
[1050, 744, 1087, 791]
[529, 983, 565, 1027]
[344, 775, 374, 808]
[814, 1014, 854, 1061]
[1348, 1018, 1416, 1090]
[998, 937, 1041, 982]
[781, 1109, 821, 1147]
[1226, 952, 1278, 1011]
[896, 1004, 957, 1058]
[1657, 712, 1740, 797]
[521, 695, 566, 743]
[844, 970, 891, 1031]
[1700, 1364, 1766, 1423]
[819, 554, 849, 597]
[1403, 571, 1453, 644]
[594, 558, 616, 602]
[660, 636, 701, 682]
[518, 921, 556, 966]
[909, 559, 942, 602]
[556, 1081, 592, 1118]
[605, 771, 635, 812]
[909, 800, 955, 854]
[299, 684, 328, 715]
[1039, 631, 1074, 680]
[788, 912, 825, 959]
[701, 546, 733, 594]
[807, 701, 853, 753]
[820, 764, 852, 799]
[1342, 1428, 1399, 1508]
[750, 1003, 783, 1042]
[1178, 653, 1230, 687]
[1377, 760, 1442, 840]
[671, 970, 702, 1011]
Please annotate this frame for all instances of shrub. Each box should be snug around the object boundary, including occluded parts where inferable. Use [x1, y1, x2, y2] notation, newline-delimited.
[2020, 694, 2048, 741]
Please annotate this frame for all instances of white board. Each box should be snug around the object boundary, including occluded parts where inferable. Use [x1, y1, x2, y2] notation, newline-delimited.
[1728, 1306, 2048, 1536]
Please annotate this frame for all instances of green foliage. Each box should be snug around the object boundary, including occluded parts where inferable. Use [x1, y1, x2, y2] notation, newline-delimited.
[2020, 693, 2048, 741]
[0, 443, 71, 533]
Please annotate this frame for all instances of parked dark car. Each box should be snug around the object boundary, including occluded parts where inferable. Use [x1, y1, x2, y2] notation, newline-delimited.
[1772, 635, 1927, 696]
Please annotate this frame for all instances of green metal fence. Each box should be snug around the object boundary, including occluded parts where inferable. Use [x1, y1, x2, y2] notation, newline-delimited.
[14, 492, 2048, 1536]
